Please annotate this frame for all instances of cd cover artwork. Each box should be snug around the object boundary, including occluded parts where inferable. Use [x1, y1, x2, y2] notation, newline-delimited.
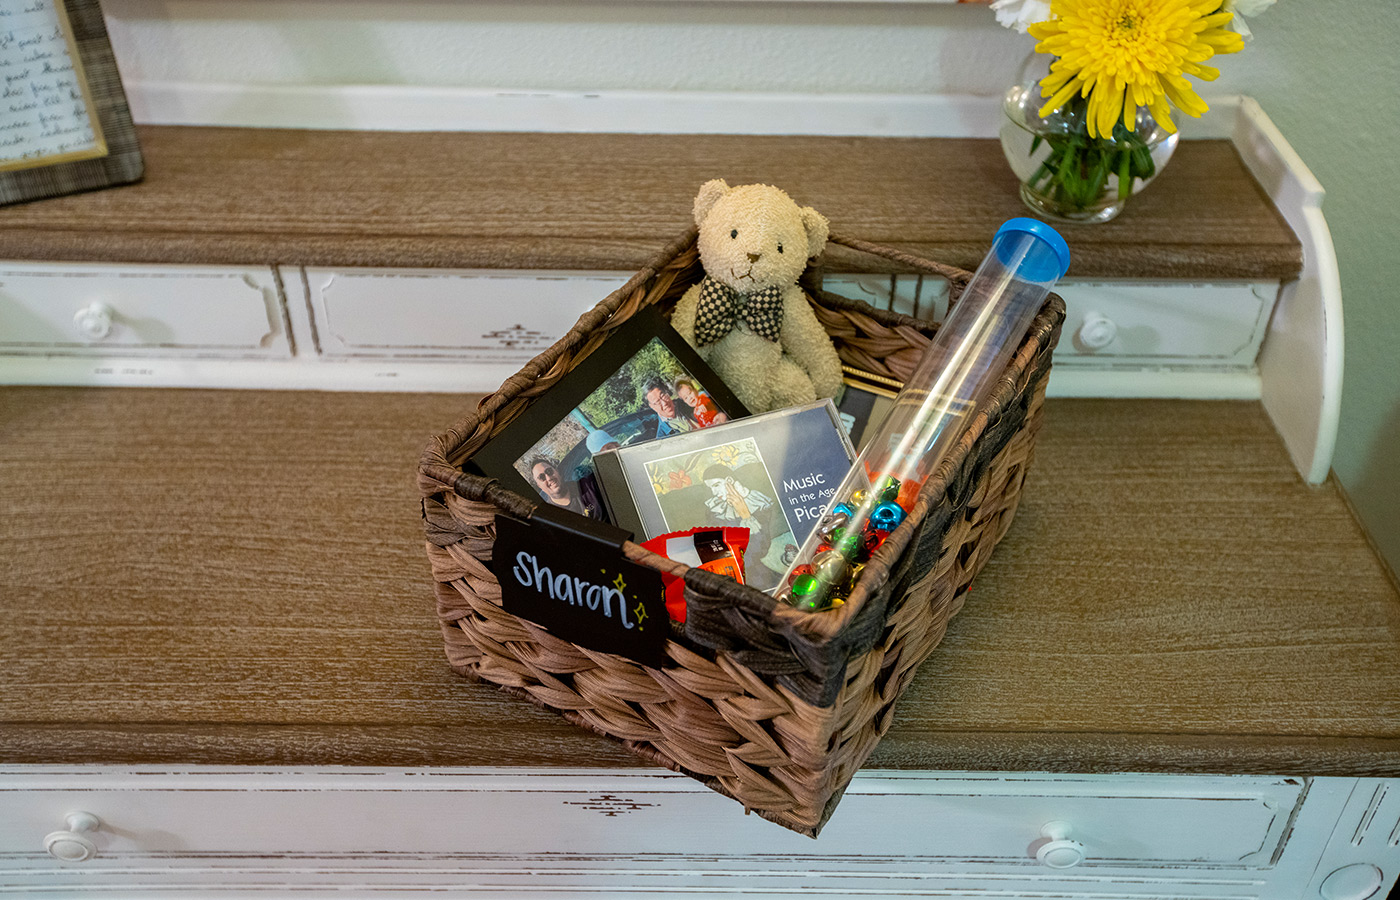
[593, 400, 856, 593]
[642, 437, 794, 591]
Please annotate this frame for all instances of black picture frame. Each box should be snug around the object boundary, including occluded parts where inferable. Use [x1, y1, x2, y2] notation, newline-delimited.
[1, 0, 143, 206]
[467, 306, 750, 529]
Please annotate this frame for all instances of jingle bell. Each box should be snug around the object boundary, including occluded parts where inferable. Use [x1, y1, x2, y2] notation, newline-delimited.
[843, 562, 866, 595]
[870, 501, 906, 533]
[831, 529, 863, 558]
[816, 511, 850, 542]
[789, 573, 823, 600]
[814, 551, 852, 586]
[860, 525, 885, 557]
[787, 564, 814, 585]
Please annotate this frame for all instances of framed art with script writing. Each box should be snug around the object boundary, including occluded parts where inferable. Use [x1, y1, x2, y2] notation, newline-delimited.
[1, 0, 143, 206]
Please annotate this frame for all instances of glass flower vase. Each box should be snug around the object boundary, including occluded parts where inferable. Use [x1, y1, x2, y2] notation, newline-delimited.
[999, 64, 1179, 224]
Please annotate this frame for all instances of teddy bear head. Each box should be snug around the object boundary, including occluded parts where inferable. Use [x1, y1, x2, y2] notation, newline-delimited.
[692, 179, 829, 294]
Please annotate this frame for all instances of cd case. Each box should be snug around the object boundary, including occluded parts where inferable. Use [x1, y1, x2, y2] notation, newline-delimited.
[593, 400, 856, 593]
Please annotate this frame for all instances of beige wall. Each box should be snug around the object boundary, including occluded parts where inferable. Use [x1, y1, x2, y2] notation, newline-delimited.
[1222, 0, 1400, 574]
[103, 0, 1400, 573]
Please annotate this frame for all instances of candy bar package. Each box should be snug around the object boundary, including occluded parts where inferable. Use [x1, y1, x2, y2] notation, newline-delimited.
[640, 526, 750, 623]
[593, 400, 856, 593]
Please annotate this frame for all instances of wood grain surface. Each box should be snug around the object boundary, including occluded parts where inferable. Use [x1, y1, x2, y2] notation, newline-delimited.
[0, 388, 1394, 774]
[0, 127, 1300, 280]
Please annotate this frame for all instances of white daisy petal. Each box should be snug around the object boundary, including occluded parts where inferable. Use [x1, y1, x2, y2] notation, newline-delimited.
[991, 0, 1053, 34]
[1230, 0, 1277, 17]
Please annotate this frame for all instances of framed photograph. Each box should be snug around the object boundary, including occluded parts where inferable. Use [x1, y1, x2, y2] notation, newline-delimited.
[468, 306, 749, 525]
[835, 365, 903, 451]
[1, 0, 144, 206]
[593, 400, 857, 593]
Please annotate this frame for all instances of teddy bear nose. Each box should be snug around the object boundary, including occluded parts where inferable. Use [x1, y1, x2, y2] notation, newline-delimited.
[747, 252, 761, 263]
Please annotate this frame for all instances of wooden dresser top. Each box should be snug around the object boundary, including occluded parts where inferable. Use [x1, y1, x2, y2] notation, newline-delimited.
[1, 388, 1394, 775]
[0, 127, 1382, 776]
[0, 127, 1300, 281]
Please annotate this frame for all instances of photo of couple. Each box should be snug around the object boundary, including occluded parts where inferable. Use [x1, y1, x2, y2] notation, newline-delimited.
[513, 337, 731, 521]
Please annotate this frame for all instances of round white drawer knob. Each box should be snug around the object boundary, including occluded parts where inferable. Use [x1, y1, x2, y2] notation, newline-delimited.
[44, 811, 101, 862]
[1319, 863, 1384, 900]
[1076, 312, 1118, 350]
[1035, 820, 1087, 869]
[73, 302, 114, 340]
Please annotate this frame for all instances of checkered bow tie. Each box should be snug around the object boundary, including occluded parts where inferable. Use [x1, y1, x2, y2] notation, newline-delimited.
[693, 278, 784, 346]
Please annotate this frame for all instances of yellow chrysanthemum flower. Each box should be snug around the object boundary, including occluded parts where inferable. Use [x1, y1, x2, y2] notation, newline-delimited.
[1028, 0, 1245, 138]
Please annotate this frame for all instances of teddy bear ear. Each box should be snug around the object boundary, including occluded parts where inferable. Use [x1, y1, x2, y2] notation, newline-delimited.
[693, 179, 731, 227]
[800, 206, 830, 259]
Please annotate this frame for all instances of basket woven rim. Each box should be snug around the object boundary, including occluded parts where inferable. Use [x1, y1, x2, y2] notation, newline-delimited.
[418, 225, 1064, 647]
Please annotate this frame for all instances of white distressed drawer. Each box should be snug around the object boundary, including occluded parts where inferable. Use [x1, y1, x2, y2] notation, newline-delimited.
[1055, 279, 1277, 366]
[299, 267, 631, 361]
[823, 275, 1278, 368]
[2, 768, 1369, 897]
[0, 263, 288, 357]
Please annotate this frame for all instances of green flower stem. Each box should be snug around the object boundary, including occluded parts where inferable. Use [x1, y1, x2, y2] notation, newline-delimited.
[1023, 97, 1160, 215]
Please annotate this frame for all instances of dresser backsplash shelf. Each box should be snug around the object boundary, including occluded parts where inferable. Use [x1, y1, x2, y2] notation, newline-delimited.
[0, 100, 1336, 481]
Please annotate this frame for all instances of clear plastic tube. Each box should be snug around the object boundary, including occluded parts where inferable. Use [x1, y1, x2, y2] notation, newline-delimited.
[778, 218, 1071, 611]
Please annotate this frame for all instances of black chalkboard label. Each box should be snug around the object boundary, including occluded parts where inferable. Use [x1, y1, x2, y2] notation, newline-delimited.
[495, 511, 668, 668]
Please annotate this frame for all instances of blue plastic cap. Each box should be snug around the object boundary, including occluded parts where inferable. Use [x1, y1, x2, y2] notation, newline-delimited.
[994, 217, 1071, 283]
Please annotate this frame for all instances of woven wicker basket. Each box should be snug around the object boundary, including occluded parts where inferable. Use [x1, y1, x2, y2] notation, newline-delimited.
[418, 225, 1065, 836]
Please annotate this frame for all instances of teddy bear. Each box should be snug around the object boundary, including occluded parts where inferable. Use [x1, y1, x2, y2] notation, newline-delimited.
[670, 179, 844, 414]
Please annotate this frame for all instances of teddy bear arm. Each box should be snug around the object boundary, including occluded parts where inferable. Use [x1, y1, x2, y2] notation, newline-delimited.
[780, 291, 844, 399]
[670, 283, 703, 346]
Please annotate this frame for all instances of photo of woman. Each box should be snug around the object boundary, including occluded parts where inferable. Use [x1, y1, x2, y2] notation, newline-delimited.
[511, 337, 735, 520]
[526, 456, 605, 519]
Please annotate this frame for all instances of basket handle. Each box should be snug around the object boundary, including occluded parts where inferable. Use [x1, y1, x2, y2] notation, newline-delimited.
[827, 232, 974, 290]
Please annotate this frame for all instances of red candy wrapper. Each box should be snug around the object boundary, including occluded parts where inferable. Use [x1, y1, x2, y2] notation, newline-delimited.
[641, 527, 750, 623]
